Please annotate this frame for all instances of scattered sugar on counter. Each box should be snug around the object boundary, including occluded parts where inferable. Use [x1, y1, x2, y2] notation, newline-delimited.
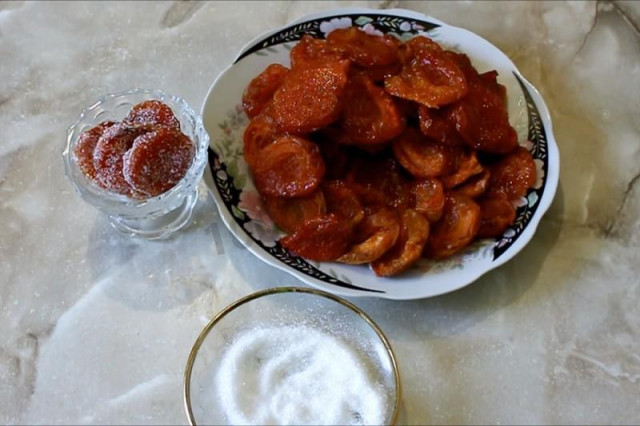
[215, 325, 387, 425]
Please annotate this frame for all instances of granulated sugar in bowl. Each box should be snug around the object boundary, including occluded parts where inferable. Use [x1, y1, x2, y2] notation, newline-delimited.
[183, 287, 400, 425]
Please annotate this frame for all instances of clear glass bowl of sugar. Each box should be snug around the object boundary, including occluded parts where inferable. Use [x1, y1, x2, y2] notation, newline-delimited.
[184, 287, 400, 426]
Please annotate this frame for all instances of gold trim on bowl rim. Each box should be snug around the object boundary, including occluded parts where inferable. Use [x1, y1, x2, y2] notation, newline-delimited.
[183, 286, 401, 425]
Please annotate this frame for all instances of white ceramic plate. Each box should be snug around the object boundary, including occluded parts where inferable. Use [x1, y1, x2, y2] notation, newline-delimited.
[201, 8, 559, 300]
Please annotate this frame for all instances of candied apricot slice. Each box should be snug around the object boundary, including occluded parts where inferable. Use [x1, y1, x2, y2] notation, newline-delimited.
[418, 105, 463, 146]
[424, 194, 480, 259]
[92, 123, 142, 195]
[122, 127, 195, 197]
[440, 150, 483, 189]
[486, 146, 536, 202]
[346, 157, 409, 209]
[280, 213, 351, 261]
[322, 180, 364, 227]
[448, 79, 518, 154]
[243, 114, 278, 170]
[263, 190, 326, 234]
[409, 178, 445, 222]
[371, 209, 430, 277]
[74, 121, 117, 180]
[124, 100, 180, 130]
[252, 135, 325, 198]
[290, 35, 344, 69]
[242, 64, 290, 119]
[327, 27, 400, 68]
[384, 36, 468, 108]
[341, 74, 406, 145]
[271, 60, 350, 134]
[452, 169, 491, 199]
[477, 197, 517, 238]
[392, 127, 462, 179]
[337, 205, 400, 265]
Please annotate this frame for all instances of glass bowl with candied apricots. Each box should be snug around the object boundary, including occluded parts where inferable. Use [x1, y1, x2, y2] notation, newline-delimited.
[63, 89, 210, 239]
[201, 8, 560, 300]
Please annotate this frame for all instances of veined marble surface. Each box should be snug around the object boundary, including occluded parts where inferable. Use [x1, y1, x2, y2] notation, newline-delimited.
[1, 0, 640, 424]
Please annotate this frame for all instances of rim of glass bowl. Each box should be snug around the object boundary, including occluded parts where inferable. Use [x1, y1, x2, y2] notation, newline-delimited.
[62, 88, 210, 219]
[183, 286, 401, 426]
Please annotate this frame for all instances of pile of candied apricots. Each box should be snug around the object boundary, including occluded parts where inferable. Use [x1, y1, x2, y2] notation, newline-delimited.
[74, 101, 195, 199]
[242, 28, 536, 277]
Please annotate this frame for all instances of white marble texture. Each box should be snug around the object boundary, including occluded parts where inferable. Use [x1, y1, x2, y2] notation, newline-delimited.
[1, 0, 639, 424]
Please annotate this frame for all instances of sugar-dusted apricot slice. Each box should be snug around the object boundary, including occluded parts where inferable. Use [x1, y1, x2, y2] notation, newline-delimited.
[252, 135, 325, 198]
[392, 127, 462, 179]
[477, 197, 517, 239]
[341, 74, 406, 145]
[280, 213, 352, 261]
[424, 194, 480, 259]
[92, 123, 142, 195]
[124, 100, 180, 130]
[263, 190, 326, 234]
[74, 121, 117, 181]
[486, 146, 536, 202]
[371, 209, 430, 277]
[242, 64, 290, 119]
[270, 59, 350, 134]
[122, 127, 195, 197]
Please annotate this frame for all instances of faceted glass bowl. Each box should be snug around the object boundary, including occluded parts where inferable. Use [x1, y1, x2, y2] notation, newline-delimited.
[184, 287, 400, 425]
[63, 89, 209, 239]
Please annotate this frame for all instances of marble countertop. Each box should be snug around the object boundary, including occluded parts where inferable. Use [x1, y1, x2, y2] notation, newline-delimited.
[2, 1, 640, 424]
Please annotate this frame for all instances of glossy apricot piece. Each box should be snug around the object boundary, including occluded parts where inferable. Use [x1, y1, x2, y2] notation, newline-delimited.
[477, 196, 517, 239]
[371, 209, 430, 277]
[440, 150, 484, 189]
[92, 123, 142, 195]
[337, 206, 400, 265]
[290, 35, 344, 69]
[263, 190, 326, 234]
[122, 127, 195, 197]
[341, 74, 406, 145]
[252, 135, 325, 198]
[280, 213, 352, 261]
[242, 64, 290, 119]
[392, 127, 462, 179]
[409, 178, 445, 222]
[345, 156, 409, 210]
[74, 121, 117, 180]
[327, 27, 400, 67]
[270, 59, 350, 134]
[424, 194, 480, 260]
[452, 169, 491, 199]
[449, 80, 518, 154]
[312, 127, 352, 180]
[243, 114, 278, 170]
[418, 105, 463, 146]
[384, 36, 468, 108]
[322, 180, 364, 227]
[124, 100, 180, 130]
[486, 146, 536, 202]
